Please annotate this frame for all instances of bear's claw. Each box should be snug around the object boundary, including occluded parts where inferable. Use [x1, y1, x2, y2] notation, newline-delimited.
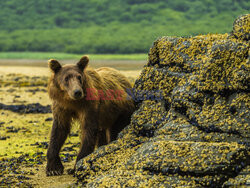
[46, 159, 64, 176]
[67, 168, 75, 175]
[46, 169, 63, 176]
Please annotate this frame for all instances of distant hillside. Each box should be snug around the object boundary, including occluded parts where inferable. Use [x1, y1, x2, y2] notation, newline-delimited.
[0, 0, 249, 53]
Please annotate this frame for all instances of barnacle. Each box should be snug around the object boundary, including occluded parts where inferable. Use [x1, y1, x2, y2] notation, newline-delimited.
[75, 14, 250, 187]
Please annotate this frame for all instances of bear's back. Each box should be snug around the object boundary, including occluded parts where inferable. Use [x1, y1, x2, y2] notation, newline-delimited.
[95, 67, 132, 91]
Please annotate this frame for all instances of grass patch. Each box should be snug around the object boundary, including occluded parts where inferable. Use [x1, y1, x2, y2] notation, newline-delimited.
[0, 52, 147, 61]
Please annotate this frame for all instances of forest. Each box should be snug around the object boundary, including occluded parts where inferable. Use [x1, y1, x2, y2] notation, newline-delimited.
[0, 0, 249, 53]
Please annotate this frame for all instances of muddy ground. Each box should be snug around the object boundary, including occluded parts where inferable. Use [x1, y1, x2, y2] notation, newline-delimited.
[0, 61, 141, 187]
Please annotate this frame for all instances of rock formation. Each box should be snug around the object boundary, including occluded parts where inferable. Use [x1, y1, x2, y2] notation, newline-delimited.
[75, 14, 250, 187]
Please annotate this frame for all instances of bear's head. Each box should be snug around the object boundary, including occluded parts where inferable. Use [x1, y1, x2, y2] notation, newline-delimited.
[48, 55, 89, 100]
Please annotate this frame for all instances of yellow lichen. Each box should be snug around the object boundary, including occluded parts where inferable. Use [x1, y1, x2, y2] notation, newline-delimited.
[76, 14, 250, 187]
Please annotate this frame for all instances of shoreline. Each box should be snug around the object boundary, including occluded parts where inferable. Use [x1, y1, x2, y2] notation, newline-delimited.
[0, 59, 145, 70]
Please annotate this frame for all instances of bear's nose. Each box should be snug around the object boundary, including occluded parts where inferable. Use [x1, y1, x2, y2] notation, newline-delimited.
[74, 89, 82, 99]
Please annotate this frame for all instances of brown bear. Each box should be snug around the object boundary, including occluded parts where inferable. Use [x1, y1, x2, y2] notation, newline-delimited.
[46, 55, 135, 176]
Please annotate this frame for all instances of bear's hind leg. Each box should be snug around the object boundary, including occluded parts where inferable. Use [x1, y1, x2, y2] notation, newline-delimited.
[97, 129, 108, 147]
[110, 111, 132, 141]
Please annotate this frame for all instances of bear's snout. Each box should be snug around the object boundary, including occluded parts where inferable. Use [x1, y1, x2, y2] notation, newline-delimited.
[73, 89, 83, 99]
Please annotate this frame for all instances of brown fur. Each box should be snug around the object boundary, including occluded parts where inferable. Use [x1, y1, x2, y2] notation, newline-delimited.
[46, 56, 135, 176]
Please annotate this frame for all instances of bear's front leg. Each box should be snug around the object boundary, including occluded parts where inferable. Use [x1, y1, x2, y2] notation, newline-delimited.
[76, 111, 99, 163]
[46, 107, 72, 176]
[68, 112, 98, 175]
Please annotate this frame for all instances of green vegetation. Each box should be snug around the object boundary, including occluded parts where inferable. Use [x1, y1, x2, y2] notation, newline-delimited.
[0, 52, 147, 60]
[0, 0, 249, 54]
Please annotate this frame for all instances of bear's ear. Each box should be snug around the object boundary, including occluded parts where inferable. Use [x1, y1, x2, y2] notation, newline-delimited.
[77, 55, 89, 71]
[48, 59, 62, 73]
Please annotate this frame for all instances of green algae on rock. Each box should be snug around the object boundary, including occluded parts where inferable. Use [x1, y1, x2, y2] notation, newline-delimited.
[75, 14, 250, 187]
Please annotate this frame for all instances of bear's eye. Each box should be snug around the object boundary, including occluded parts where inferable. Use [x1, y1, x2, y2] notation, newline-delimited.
[65, 76, 69, 82]
[77, 76, 82, 82]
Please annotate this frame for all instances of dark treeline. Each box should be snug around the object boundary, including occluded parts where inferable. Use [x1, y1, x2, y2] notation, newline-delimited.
[0, 0, 249, 53]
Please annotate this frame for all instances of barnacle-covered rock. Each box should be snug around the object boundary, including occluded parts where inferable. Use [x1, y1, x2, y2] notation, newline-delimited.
[232, 14, 250, 40]
[75, 14, 250, 187]
[223, 165, 250, 186]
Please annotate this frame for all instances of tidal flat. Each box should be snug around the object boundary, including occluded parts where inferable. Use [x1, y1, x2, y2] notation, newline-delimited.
[0, 61, 141, 187]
